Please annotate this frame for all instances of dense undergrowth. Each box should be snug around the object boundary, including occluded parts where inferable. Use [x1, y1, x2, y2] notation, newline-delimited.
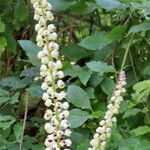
[0, 0, 150, 150]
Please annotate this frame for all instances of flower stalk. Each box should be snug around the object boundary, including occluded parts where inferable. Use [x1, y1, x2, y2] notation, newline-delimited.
[89, 71, 126, 150]
[31, 0, 71, 149]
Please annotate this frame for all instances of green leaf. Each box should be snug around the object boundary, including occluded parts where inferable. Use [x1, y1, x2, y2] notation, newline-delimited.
[68, 109, 89, 128]
[129, 22, 150, 33]
[48, 0, 76, 11]
[67, 85, 91, 109]
[61, 44, 89, 61]
[0, 36, 7, 54]
[101, 77, 116, 96]
[76, 139, 90, 150]
[86, 61, 115, 73]
[96, 0, 122, 11]
[0, 76, 32, 89]
[70, 2, 97, 15]
[13, 124, 23, 140]
[15, 1, 29, 21]
[26, 85, 43, 98]
[123, 108, 141, 119]
[0, 97, 10, 106]
[20, 67, 39, 77]
[0, 20, 5, 32]
[131, 126, 150, 137]
[65, 65, 92, 85]
[0, 87, 9, 96]
[133, 80, 150, 93]
[18, 40, 41, 66]
[79, 32, 110, 50]
[5, 33, 17, 53]
[85, 87, 95, 99]
[89, 73, 103, 87]
[79, 25, 126, 50]
[10, 93, 20, 104]
[0, 115, 16, 130]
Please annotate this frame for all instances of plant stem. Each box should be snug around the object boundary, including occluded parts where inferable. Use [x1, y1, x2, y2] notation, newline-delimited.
[121, 33, 134, 71]
[19, 93, 29, 150]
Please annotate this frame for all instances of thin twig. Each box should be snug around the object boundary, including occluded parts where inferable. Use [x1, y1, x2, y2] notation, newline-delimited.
[121, 33, 134, 71]
[19, 93, 29, 150]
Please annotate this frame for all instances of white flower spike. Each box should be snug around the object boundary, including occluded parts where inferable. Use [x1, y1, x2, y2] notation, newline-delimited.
[31, 0, 71, 149]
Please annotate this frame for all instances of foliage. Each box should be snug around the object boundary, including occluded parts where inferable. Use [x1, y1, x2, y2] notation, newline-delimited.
[0, 0, 150, 149]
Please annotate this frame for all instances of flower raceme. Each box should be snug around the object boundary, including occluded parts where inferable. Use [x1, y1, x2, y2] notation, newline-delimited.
[31, 0, 71, 149]
[89, 71, 127, 150]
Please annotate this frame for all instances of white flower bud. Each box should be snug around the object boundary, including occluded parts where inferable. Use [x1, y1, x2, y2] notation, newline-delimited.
[51, 50, 59, 59]
[42, 93, 49, 101]
[57, 80, 65, 89]
[49, 32, 57, 40]
[41, 57, 49, 64]
[35, 24, 41, 31]
[63, 102, 69, 110]
[48, 24, 56, 32]
[37, 51, 44, 59]
[45, 99, 52, 107]
[41, 82, 49, 91]
[65, 139, 72, 147]
[39, 17, 46, 26]
[64, 129, 72, 137]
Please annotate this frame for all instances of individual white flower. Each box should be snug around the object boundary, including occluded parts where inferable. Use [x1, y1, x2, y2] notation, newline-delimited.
[45, 99, 52, 107]
[41, 82, 49, 91]
[63, 102, 69, 110]
[42, 93, 49, 101]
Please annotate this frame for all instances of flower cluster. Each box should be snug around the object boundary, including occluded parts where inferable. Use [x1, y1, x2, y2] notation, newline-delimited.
[89, 71, 126, 150]
[31, 0, 71, 149]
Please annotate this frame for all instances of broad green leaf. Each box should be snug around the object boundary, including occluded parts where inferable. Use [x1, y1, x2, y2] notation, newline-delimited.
[70, 2, 97, 15]
[0, 20, 5, 32]
[48, 0, 76, 11]
[96, 0, 122, 11]
[13, 124, 23, 140]
[131, 126, 150, 136]
[0, 97, 10, 106]
[79, 32, 109, 50]
[123, 108, 141, 119]
[5, 33, 17, 53]
[67, 85, 91, 109]
[26, 85, 43, 98]
[61, 44, 89, 61]
[85, 87, 95, 99]
[0, 115, 16, 130]
[68, 109, 89, 128]
[10, 93, 20, 104]
[79, 25, 126, 50]
[89, 73, 103, 87]
[0, 135, 6, 149]
[14, 1, 29, 21]
[65, 65, 92, 85]
[76, 139, 90, 150]
[0, 36, 7, 54]
[0, 76, 32, 89]
[86, 61, 115, 73]
[91, 111, 103, 118]
[133, 80, 150, 93]
[118, 138, 141, 150]
[101, 77, 116, 96]
[31, 144, 45, 150]
[18, 40, 41, 66]
[129, 22, 150, 33]
[20, 67, 39, 77]
[0, 87, 9, 96]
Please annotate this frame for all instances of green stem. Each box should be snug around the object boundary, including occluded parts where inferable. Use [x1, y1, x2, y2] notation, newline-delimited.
[120, 33, 134, 71]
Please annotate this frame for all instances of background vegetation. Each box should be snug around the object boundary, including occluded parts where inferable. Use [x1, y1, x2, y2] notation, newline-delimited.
[0, 0, 150, 149]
